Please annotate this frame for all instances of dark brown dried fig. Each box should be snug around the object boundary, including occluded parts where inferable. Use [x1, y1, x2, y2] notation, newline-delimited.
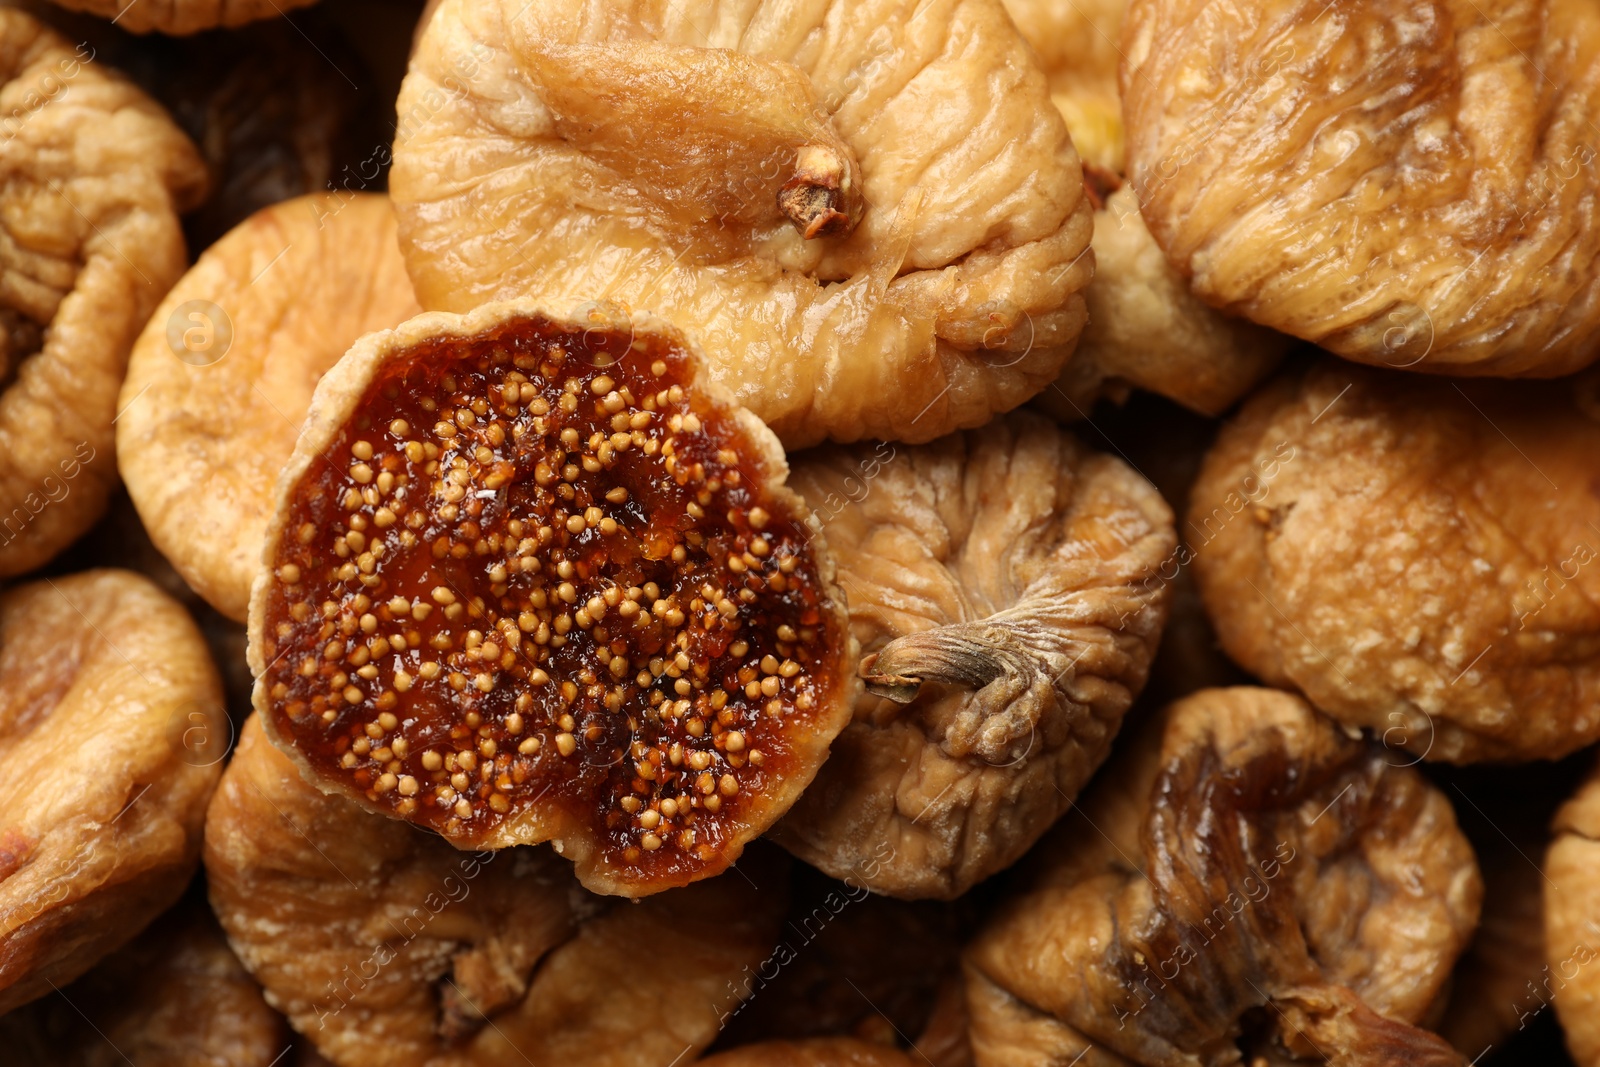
[248, 301, 855, 895]
[966, 687, 1481, 1066]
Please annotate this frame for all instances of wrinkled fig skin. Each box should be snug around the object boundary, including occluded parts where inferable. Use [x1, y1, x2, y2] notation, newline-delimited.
[207, 715, 786, 1067]
[776, 414, 1175, 899]
[249, 301, 855, 896]
[1191, 362, 1600, 763]
[966, 688, 1482, 1067]
[1121, 0, 1600, 376]
[0, 570, 227, 1014]
[392, 0, 1094, 447]
[702, 1039, 922, 1067]
[119, 194, 422, 623]
[0, 13, 205, 579]
[1548, 765, 1600, 1066]
[0, 898, 288, 1067]
[1003, 0, 1288, 417]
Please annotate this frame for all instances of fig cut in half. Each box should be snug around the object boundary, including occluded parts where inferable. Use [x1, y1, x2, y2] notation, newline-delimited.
[248, 302, 855, 896]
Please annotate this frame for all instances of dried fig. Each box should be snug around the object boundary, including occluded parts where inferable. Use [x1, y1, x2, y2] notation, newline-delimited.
[0, 12, 204, 578]
[119, 193, 422, 622]
[1546, 760, 1600, 1066]
[0, 893, 288, 1066]
[390, 0, 1094, 447]
[1120, 0, 1600, 376]
[965, 686, 1481, 1066]
[1005, 0, 1288, 417]
[206, 714, 785, 1067]
[1191, 362, 1600, 762]
[703, 1039, 922, 1067]
[0, 569, 226, 1013]
[43, 0, 319, 37]
[247, 301, 855, 895]
[774, 413, 1174, 898]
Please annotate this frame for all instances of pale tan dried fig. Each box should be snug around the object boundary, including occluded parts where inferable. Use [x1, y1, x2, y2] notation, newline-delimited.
[206, 714, 786, 1067]
[965, 687, 1481, 1066]
[119, 193, 421, 622]
[1191, 362, 1600, 762]
[391, 0, 1094, 447]
[775, 413, 1174, 898]
[0, 569, 225, 1013]
[1120, 0, 1600, 376]
[0, 12, 203, 578]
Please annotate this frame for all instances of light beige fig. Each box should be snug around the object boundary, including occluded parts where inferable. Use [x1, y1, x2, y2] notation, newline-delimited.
[1191, 361, 1600, 762]
[775, 413, 1174, 898]
[119, 193, 421, 622]
[966, 687, 1481, 1066]
[0, 12, 204, 579]
[1546, 760, 1600, 1066]
[390, 0, 1094, 447]
[1120, 0, 1600, 376]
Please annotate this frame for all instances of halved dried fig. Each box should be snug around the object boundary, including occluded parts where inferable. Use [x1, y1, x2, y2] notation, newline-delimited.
[965, 686, 1481, 1066]
[1005, 0, 1289, 418]
[206, 714, 786, 1066]
[1121, 0, 1600, 376]
[0, 569, 226, 1013]
[248, 301, 855, 895]
[774, 413, 1174, 898]
[0, 892, 288, 1066]
[119, 193, 422, 622]
[1191, 361, 1600, 762]
[703, 1039, 922, 1067]
[0, 12, 204, 579]
[1546, 760, 1600, 1066]
[391, 0, 1094, 447]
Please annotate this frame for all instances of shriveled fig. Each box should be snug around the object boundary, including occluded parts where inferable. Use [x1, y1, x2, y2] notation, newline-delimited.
[248, 301, 855, 895]
[775, 413, 1174, 898]
[1004, 0, 1288, 418]
[965, 687, 1481, 1066]
[0, 893, 288, 1066]
[1120, 0, 1600, 376]
[0, 12, 204, 578]
[1191, 361, 1600, 762]
[119, 193, 421, 622]
[206, 714, 786, 1067]
[391, 0, 1094, 447]
[0, 569, 226, 1013]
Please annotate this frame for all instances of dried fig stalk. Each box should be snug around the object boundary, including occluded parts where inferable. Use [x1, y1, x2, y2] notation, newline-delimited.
[1121, 0, 1600, 375]
[248, 301, 855, 895]
[965, 687, 1481, 1066]
[1192, 361, 1600, 762]
[392, 0, 1094, 446]
[0, 570, 226, 1014]
[207, 714, 786, 1067]
[0, 12, 204, 579]
[120, 193, 422, 622]
[776, 415, 1174, 898]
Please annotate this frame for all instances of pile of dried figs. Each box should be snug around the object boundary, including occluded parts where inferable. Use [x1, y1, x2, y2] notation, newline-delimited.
[0, 0, 1596, 1063]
